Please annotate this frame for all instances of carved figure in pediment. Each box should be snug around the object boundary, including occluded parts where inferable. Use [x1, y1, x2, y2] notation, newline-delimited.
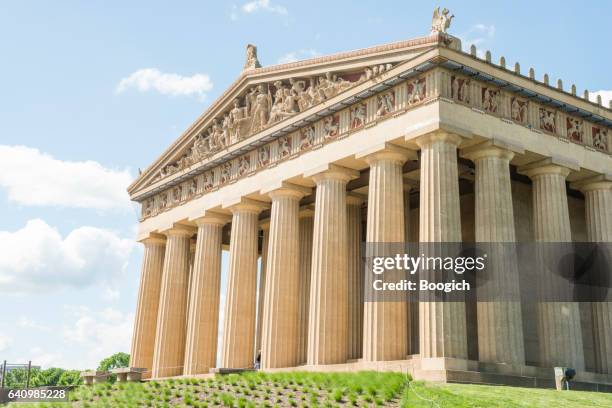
[289, 78, 308, 111]
[350, 103, 367, 129]
[592, 127, 608, 151]
[305, 78, 323, 107]
[376, 91, 395, 117]
[331, 74, 352, 94]
[203, 172, 214, 191]
[228, 98, 249, 142]
[566, 117, 583, 142]
[211, 120, 227, 148]
[278, 135, 291, 158]
[192, 133, 210, 159]
[268, 81, 298, 124]
[323, 115, 339, 139]
[251, 84, 272, 134]
[221, 115, 231, 145]
[245, 86, 258, 117]
[358, 67, 373, 84]
[258, 145, 270, 166]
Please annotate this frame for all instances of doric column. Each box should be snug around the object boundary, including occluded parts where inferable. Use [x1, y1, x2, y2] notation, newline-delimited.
[129, 234, 166, 377]
[297, 207, 314, 365]
[260, 183, 311, 368]
[151, 225, 194, 378]
[306, 164, 359, 365]
[417, 132, 468, 359]
[572, 176, 612, 374]
[360, 145, 415, 361]
[462, 141, 525, 365]
[254, 221, 270, 361]
[183, 213, 230, 375]
[347, 194, 364, 360]
[519, 159, 584, 370]
[220, 199, 268, 369]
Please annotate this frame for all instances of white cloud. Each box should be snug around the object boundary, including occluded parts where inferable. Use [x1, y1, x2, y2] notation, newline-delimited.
[0, 334, 11, 352]
[63, 307, 133, 370]
[590, 90, 612, 107]
[0, 145, 132, 210]
[241, 0, 287, 15]
[277, 49, 320, 64]
[458, 24, 496, 57]
[17, 317, 51, 332]
[0, 219, 135, 294]
[116, 68, 213, 100]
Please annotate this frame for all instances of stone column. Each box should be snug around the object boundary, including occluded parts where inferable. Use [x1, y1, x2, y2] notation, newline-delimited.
[130, 234, 166, 377]
[297, 207, 314, 365]
[360, 146, 414, 361]
[572, 176, 612, 374]
[462, 141, 525, 365]
[220, 199, 268, 369]
[151, 225, 194, 378]
[416, 132, 468, 359]
[254, 221, 270, 361]
[260, 183, 310, 369]
[347, 194, 364, 361]
[404, 183, 419, 355]
[183, 213, 230, 375]
[519, 159, 585, 370]
[306, 164, 359, 365]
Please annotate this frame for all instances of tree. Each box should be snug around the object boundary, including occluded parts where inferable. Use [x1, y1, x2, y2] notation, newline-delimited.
[97, 352, 129, 372]
[57, 370, 82, 386]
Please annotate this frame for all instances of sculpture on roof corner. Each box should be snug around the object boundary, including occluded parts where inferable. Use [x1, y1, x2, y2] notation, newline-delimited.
[431, 7, 454, 34]
[243, 44, 261, 71]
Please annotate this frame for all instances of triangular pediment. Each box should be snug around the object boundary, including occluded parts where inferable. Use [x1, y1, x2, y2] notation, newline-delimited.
[128, 34, 453, 196]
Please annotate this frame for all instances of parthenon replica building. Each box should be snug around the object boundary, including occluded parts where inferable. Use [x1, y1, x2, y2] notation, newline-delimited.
[128, 10, 612, 389]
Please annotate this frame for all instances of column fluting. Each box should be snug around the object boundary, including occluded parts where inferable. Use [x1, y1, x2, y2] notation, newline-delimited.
[307, 165, 358, 365]
[183, 214, 229, 375]
[254, 221, 270, 361]
[151, 226, 193, 378]
[574, 177, 612, 374]
[520, 160, 585, 370]
[347, 194, 364, 361]
[130, 234, 166, 377]
[297, 208, 314, 365]
[462, 142, 525, 365]
[220, 200, 267, 369]
[417, 132, 468, 359]
[362, 148, 412, 361]
[261, 184, 310, 368]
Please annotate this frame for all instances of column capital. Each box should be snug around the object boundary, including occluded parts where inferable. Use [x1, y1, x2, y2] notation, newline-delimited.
[355, 143, 417, 164]
[415, 131, 463, 149]
[193, 211, 231, 227]
[160, 224, 196, 238]
[261, 181, 312, 200]
[299, 205, 315, 218]
[346, 192, 366, 206]
[138, 233, 166, 245]
[223, 197, 270, 214]
[461, 139, 522, 162]
[570, 174, 612, 192]
[304, 163, 359, 184]
[518, 157, 578, 179]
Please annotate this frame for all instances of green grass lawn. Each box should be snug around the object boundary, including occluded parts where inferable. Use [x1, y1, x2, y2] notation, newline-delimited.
[9, 370, 612, 407]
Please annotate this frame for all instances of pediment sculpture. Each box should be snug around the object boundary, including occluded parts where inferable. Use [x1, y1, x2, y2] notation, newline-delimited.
[153, 63, 395, 182]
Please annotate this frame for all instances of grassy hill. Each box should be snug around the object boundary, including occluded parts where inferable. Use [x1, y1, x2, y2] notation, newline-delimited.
[11, 370, 612, 407]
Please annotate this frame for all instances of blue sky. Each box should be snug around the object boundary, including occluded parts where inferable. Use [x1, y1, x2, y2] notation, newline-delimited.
[0, 1, 610, 370]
